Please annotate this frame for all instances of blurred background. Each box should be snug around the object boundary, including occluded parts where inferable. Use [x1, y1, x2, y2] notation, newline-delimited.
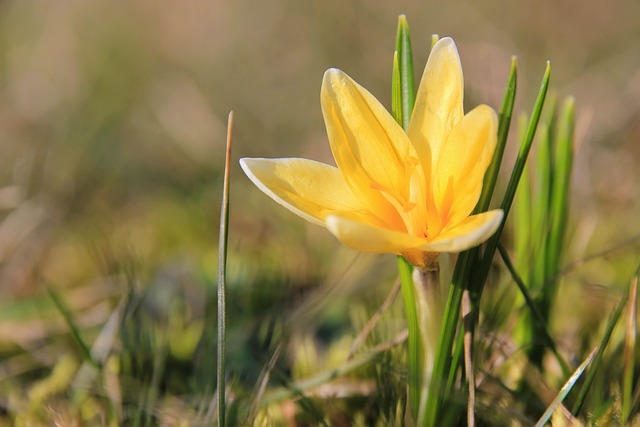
[0, 0, 639, 424]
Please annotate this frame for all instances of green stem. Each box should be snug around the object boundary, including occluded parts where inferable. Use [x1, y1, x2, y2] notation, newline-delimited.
[398, 256, 421, 420]
[412, 266, 442, 426]
[217, 111, 233, 427]
[424, 251, 472, 426]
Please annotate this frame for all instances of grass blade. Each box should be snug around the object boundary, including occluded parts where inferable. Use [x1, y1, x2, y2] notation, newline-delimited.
[45, 285, 98, 368]
[471, 61, 551, 296]
[395, 15, 415, 131]
[426, 59, 537, 426]
[261, 330, 408, 405]
[348, 279, 401, 359]
[512, 114, 532, 271]
[426, 251, 472, 426]
[497, 243, 571, 377]
[622, 268, 638, 422]
[475, 56, 517, 214]
[572, 291, 628, 416]
[544, 96, 575, 291]
[398, 256, 421, 420]
[426, 58, 519, 426]
[392, 16, 422, 421]
[392, 52, 403, 127]
[217, 111, 234, 427]
[535, 347, 597, 427]
[530, 121, 551, 290]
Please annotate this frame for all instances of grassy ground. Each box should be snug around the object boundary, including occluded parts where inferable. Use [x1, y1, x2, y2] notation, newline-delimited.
[0, 0, 640, 425]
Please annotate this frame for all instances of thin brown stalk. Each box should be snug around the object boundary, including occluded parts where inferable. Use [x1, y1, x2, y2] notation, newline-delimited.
[558, 233, 640, 277]
[462, 289, 475, 427]
[348, 278, 401, 360]
[623, 272, 638, 422]
[249, 341, 284, 423]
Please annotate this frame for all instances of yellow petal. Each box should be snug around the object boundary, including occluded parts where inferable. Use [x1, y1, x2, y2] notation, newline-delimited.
[321, 69, 421, 228]
[419, 210, 503, 253]
[240, 158, 384, 227]
[432, 105, 498, 228]
[408, 37, 464, 183]
[326, 214, 429, 255]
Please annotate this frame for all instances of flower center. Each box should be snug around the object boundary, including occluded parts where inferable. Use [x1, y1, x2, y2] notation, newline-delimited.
[369, 156, 429, 240]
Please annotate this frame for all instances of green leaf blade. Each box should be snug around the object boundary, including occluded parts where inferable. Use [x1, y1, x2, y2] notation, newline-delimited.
[395, 15, 415, 131]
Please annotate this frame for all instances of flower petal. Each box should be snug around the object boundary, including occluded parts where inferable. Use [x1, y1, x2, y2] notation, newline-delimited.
[419, 210, 503, 253]
[325, 214, 429, 255]
[240, 158, 384, 227]
[321, 68, 422, 228]
[408, 37, 464, 183]
[432, 105, 498, 228]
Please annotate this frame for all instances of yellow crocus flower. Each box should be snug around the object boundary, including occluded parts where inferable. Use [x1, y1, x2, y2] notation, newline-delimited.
[240, 37, 503, 269]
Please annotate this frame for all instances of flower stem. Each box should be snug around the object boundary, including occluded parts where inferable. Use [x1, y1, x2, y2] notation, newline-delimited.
[399, 255, 443, 425]
[412, 264, 442, 426]
[424, 250, 471, 426]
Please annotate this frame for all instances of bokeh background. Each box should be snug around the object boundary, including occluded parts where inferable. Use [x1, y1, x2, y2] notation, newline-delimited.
[1, 0, 639, 423]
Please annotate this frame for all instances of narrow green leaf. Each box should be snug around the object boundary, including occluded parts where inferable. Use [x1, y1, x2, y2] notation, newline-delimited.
[532, 93, 557, 289]
[531, 121, 551, 290]
[475, 56, 517, 214]
[524, 119, 554, 369]
[513, 114, 531, 274]
[572, 292, 628, 415]
[471, 61, 551, 296]
[393, 15, 422, 422]
[440, 63, 551, 426]
[498, 243, 571, 377]
[544, 96, 575, 293]
[500, 61, 551, 229]
[392, 52, 402, 126]
[534, 347, 597, 427]
[398, 256, 421, 421]
[461, 63, 551, 408]
[428, 58, 522, 427]
[262, 330, 408, 405]
[542, 91, 559, 143]
[217, 111, 234, 427]
[446, 325, 464, 401]
[425, 251, 472, 427]
[431, 34, 439, 48]
[45, 285, 98, 368]
[395, 15, 415, 131]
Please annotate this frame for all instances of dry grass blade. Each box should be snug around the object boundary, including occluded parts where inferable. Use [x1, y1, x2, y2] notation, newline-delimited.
[216, 111, 234, 427]
[558, 233, 640, 278]
[622, 269, 638, 422]
[571, 291, 628, 416]
[535, 347, 597, 427]
[249, 341, 284, 423]
[261, 329, 408, 406]
[348, 278, 401, 360]
[462, 289, 476, 427]
[72, 297, 127, 419]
